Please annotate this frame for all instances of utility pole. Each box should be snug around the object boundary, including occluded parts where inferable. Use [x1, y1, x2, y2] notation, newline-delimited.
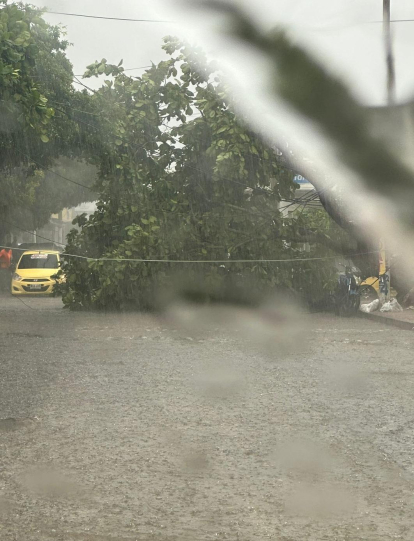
[383, 0, 395, 105]
[379, 0, 395, 303]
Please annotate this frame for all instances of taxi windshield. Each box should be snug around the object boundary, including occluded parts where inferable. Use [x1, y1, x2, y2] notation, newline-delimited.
[17, 253, 59, 269]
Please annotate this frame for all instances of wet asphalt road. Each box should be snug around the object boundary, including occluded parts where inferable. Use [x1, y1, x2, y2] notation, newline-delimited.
[1, 294, 414, 540]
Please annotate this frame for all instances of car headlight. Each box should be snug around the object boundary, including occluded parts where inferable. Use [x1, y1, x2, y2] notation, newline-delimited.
[12, 273, 22, 282]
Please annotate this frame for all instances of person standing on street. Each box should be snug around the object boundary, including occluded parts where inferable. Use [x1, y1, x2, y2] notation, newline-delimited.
[0, 248, 12, 269]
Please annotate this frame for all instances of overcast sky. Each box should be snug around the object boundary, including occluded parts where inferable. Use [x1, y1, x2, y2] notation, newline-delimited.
[25, 0, 414, 105]
[26, 0, 173, 89]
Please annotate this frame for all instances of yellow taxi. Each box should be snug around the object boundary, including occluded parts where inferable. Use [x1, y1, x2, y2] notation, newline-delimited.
[11, 250, 61, 296]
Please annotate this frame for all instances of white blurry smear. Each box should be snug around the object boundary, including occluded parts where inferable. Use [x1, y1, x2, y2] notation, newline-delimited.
[285, 483, 356, 518]
[326, 361, 371, 397]
[194, 360, 247, 400]
[161, 0, 414, 106]
[162, 428, 211, 473]
[271, 438, 336, 477]
[165, 297, 308, 358]
[157, 0, 414, 281]
[20, 467, 82, 499]
[0, 493, 14, 515]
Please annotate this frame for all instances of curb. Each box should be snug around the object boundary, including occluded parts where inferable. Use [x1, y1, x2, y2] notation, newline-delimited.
[358, 311, 414, 331]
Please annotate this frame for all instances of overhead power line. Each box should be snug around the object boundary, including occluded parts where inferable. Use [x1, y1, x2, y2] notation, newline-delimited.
[73, 75, 97, 94]
[25, 156, 96, 192]
[376, 19, 414, 23]
[41, 10, 414, 28]
[45, 11, 171, 23]
[2, 220, 66, 247]
[0, 232, 379, 265]
[120, 65, 152, 71]
[39, 9, 414, 26]
[296, 18, 414, 33]
[74, 65, 152, 77]
[35, 98, 299, 195]
[64, 251, 380, 264]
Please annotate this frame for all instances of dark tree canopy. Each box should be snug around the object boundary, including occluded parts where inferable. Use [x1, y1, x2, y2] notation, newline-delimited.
[57, 39, 346, 310]
[0, 2, 99, 242]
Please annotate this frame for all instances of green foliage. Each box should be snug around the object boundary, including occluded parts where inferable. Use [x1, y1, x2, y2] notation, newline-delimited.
[0, 3, 100, 241]
[0, 2, 67, 169]
[0, 2, 53, 153]
[192, 3, 414, 221]
[5, 159, 97, 236]
[58, 38, 340, 310]
[290, 209, 355, 307]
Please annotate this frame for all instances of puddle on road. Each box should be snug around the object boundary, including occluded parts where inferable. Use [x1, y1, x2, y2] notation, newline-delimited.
[0, 417, 39, 432]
